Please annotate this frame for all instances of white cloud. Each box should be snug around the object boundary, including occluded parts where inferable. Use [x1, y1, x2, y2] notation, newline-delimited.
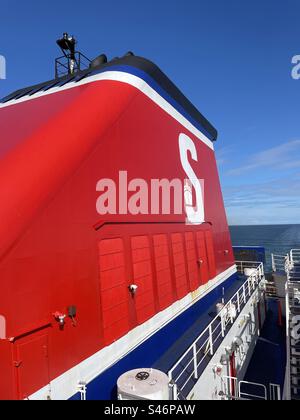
[217, 139, 300, 224]
[215, 145, 234, 167]
[223, 175, 300, 225]
[227, 139, 300, 176]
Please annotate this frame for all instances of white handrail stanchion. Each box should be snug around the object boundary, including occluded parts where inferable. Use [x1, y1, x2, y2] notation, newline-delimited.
[271, 254, 276, 272]
[173, 383, 178, 400]
[221, 312, 225, 337]
[193, 344, 198, 379]
[209, 324, 214, 355]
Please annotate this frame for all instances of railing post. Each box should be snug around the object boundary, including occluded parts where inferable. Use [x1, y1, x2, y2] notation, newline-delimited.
[286, 256, 290, 272]
[260, 263, 264, 278]
[221, 312, 225, 337]
[285, 280, 291, 401]
[270, 383, 281, 401]
[173, 383, 178, 400]
[193, 344, 198, 379]
[209, 324, 214, 355]
[243, 284, 246, 303]
[237, 291, 240, 313]
[271, 254, 276, 272]
[230, 303, 234, 324]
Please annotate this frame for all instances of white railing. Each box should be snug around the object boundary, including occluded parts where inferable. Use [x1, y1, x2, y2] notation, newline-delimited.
[288, 271, 300, 282]
[221, 376, 280, 400]
[239, 380, 267, 400]
[287, 250, 300, 282]
[235, 260, 264, 277]
[285, 252, 300, 400]
[285, 280, 292, 401]
[270, 383, 281, 401]
[168, 261, 264, 399]
[290, 249, 300, 266]
[282, 248, 300, 400]
[271, 250, 300, 275]
[271, 254, 289, 273]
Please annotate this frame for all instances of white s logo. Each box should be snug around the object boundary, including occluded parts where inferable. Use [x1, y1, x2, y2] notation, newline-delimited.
[179, 133, 204, 225]
[292, 55, 300, 80]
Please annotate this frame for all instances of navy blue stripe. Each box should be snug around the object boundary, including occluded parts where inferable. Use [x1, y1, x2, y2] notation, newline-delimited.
[1, 56, 218, 142]
[89, 65, 214, 142]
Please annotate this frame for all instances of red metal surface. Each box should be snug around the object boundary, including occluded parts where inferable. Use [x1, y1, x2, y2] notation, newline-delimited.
[171, 233, 190, 299]
[14, 330, 50, 399]
[196, 231, 209, 286]
[0, 77, 234, 399]
[99, 238, 130, 345]
[131, 235, 156, 324]
[153, 234, 174, 311]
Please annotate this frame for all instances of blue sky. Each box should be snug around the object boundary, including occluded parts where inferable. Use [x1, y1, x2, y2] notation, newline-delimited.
[0, 0, 299, 225]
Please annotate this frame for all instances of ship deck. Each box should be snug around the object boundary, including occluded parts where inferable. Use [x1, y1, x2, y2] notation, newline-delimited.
[243, 298, 286, 398]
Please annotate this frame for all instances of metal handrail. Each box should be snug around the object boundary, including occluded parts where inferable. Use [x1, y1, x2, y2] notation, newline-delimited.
[270, 383, 281, 400]
[168, 261, 264, 399]
[220, 376, 272, 400]
[285, 250, 300, 400]
[271, 253, 289, 272]
[55, 51, 91, 78]
[290, 249, 300, 266]
[272, 250, 300, 274]
[235, 260, 264, 274]
[239, 380, 267, 400]
[220, 376, 279, 400]
[287, 250, 300, 281]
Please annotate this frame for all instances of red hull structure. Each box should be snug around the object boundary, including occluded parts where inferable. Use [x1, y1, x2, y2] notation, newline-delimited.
[0, 56, 234, 400]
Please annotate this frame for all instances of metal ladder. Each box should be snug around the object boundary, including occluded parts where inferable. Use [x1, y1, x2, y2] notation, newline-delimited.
[285, 250, 300, 400]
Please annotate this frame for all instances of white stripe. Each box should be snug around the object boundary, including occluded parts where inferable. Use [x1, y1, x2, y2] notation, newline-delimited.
[0, 71, 214, 150]
[29, 264, 236, 400]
